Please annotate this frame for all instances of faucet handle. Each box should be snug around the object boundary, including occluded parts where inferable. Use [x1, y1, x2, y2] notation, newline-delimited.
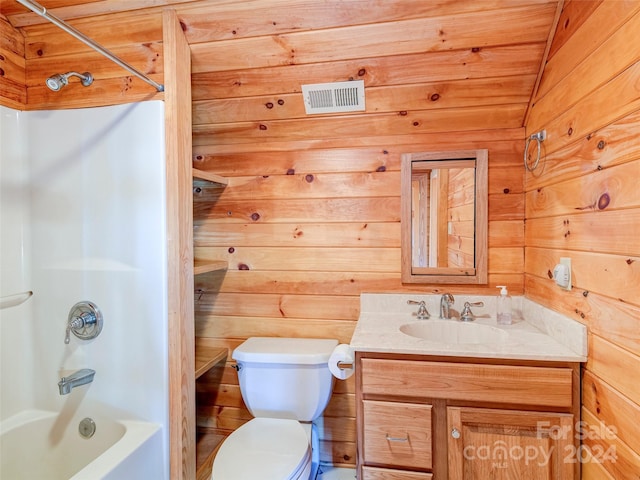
[460, 301, 484, 322]
[65, 316, 84, 344]
[407, 300, 430, 320]
[65, 301, 103, 344]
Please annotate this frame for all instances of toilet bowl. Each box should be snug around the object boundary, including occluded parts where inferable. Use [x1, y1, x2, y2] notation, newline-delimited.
[212, 418, 312, 480]
[211, 337, 338, 480]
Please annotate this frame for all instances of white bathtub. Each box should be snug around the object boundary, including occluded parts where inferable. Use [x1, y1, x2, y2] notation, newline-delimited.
[0, 407, 163, 480]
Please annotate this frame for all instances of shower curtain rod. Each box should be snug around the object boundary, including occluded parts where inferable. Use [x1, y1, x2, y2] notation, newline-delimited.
[16, 0, 165, 92]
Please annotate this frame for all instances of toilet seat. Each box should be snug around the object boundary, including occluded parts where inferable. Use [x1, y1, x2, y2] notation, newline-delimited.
[211, 417, 311, 480]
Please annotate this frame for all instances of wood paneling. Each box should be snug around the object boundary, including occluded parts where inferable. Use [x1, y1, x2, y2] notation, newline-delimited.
[0, 16, 26, 109]
[0, 0, 578, 475]
[525, 2, 640, 477]
[163, 9, 195, 479]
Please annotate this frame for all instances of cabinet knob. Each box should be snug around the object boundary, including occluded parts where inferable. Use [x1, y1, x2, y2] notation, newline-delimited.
[451, 428, 461, 439]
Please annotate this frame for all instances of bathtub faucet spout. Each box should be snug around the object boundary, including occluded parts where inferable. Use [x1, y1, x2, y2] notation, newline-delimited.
[58, 368, 95, 395]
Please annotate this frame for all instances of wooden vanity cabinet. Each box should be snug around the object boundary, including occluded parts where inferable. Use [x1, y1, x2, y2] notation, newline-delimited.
[355, 353, 580, 480]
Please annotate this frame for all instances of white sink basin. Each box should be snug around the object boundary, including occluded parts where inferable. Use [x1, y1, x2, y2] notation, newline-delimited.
[399, 320, 509, 344]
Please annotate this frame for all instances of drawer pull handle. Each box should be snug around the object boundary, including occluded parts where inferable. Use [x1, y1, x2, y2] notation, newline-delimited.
[386, 434, 409, 442]
[451, 428, 461, 439]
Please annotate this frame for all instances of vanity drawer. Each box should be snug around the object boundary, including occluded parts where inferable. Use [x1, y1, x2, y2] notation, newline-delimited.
[360, 358, 574, 408]
[362, 466, 433, 479]
[363, 400, 432, 470]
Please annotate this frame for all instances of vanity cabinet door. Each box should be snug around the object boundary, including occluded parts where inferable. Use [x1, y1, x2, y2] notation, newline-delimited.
[447, 407, 576, 480]
[363, 400, 432, 471]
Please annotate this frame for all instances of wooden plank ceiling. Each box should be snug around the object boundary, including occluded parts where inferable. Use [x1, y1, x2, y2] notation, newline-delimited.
[3, 0, 561, 144]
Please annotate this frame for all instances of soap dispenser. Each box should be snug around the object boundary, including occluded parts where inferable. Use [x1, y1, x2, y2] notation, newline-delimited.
[496, 285, 512, 325]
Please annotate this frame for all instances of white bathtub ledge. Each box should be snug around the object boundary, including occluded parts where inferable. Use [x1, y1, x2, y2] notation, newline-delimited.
[0, 410, 55, 435]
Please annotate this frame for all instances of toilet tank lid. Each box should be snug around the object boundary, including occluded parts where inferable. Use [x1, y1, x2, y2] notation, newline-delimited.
[233, 337, 339, 364]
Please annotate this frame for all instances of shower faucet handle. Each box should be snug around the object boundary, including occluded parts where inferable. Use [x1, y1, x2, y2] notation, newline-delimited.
[64, 301, 103, 344]
[64, 316, 85, 344]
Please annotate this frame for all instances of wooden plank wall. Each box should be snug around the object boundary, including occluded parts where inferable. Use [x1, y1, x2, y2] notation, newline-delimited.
[2, 0, 558, 471]
[193, 132, 526, 466]
[525, 1, 640, 478]
[0, 14, 26, 109]
[447, 167, 476, 268]
[6, 9, 164, 108]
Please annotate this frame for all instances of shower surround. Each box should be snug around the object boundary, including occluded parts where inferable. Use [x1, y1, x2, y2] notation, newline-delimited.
[0, 101, 170, 478]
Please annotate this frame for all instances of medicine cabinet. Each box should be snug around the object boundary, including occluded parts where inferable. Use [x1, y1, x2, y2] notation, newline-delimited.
[401, 149, 488, 284]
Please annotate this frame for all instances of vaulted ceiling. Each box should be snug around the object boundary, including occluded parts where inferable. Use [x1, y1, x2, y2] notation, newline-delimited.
[3, 0, 563, 146]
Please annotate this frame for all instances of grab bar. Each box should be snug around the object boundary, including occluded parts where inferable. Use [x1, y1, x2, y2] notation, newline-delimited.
[0, 291, 33, 310]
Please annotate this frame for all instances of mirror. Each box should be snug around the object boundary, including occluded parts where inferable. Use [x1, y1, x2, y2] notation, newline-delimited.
[401, 149, 487, 284]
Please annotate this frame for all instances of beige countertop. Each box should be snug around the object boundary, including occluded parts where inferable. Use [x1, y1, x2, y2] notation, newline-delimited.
[350, 293, 587, 362]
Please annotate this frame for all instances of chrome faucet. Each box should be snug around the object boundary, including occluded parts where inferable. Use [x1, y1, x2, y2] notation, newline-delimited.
[439, 293, 455, 319]
[407, 300, 430, 320]
[58, 368, 95, 395]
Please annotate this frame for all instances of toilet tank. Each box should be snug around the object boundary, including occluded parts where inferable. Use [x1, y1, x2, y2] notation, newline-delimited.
[232, 337, 338, 422]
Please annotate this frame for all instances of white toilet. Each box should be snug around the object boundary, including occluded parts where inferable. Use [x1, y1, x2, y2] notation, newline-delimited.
[211, 337, 339, 480]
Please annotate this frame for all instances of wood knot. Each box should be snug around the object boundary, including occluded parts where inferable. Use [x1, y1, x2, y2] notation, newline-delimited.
[193, 186, 202, 194]
[278, 99, 285, 105]
[597, 193, 610, 210]
[430, 93, 440, 101]
[179, 21, 187, 31]
[259, 124, 267, 130]
[265, 102, 274, 109]
[305, 174, 314, 183]
[376, 166, 386, 172]
[286, 168, 295, 175]
[195, 155, 203, 160]
[251, 212, 260, 221]
[399, 111, 408, 116]
[228, 247, 235, 253]
[567, 127, 573, 136]
[597, 140, 606, 150]
[358, 68, 366, 76]
[413, 121, 420, 126]
[238, 263, 250, 270]
[37, 49, 43, 57]
[503, 188, 510, 194]
[471, 47, 481, 53]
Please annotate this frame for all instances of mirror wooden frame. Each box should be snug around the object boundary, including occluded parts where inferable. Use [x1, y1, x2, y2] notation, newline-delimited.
[401, 149, 488, 284]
